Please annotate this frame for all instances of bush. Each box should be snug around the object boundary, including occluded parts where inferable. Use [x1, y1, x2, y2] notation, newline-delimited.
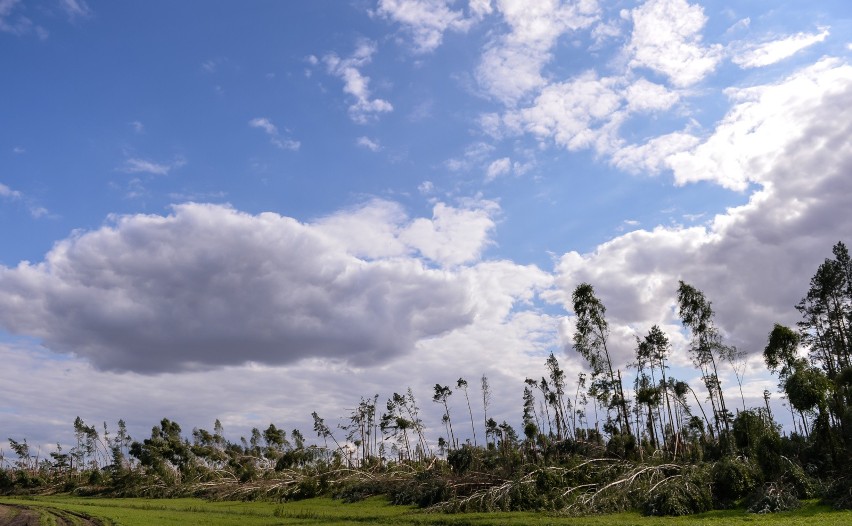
[387, 470, 450, 508]
[447, 446, 474, 474]
[605, 433, 636, 459]
[747, 482, 800, 513]
[642, 466, 712, 516]
[780, 461, 816, 499]
[825, 474, 852, 509]
[333, 477, 387, 503]
[711, 457, 760, 507]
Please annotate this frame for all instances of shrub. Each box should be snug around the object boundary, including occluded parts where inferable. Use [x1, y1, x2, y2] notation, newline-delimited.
[825, 474, 852, 509]
[711, 457, 760, 507]
[642, 465, 712, 516]
[747, 482, 800, 513]
[387, 470, 450, 508]
[447, 446, 474, 474]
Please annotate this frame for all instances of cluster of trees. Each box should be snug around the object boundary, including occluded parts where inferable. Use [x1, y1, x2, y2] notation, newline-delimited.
[2, 242, 851, 514]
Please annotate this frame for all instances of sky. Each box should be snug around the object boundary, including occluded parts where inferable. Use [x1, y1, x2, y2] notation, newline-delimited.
[2, 0, 852, 452]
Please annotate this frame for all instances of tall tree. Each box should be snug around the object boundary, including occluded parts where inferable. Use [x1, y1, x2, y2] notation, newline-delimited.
[677, 281, 731, 438]
[433, 384, 456, 449]
[544, 353, 574, 440]
[457, 378, 478, 447]
[644, 326, 678, 454]
[481, 375, 492, 445]
[796, 241, 852, 434]
[572, 283, 631, 435]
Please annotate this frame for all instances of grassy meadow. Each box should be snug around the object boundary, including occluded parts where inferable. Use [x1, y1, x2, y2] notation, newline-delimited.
[1, 496, 851, 526]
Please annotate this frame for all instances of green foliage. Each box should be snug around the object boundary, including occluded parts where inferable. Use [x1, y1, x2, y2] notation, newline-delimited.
[387, 470, 450, 508]
[642, 465, 713, 516]
[447, 445, 474, 474]
[711, 457, 760, 507]
[747, 482, 801, 513]
[786, 366, 832, 414]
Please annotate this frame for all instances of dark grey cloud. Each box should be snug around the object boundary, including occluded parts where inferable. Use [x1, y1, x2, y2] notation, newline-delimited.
[0, 203, 477, 372]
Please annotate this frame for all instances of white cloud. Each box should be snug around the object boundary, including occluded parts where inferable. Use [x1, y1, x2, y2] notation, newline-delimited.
[121, 157, 185, 176]
[485, 157, 512, 181]
[591, 18, 621, 47]
[0, 200, 505, 373]
[314, 199, 410, 260]
[493, 70, 686, 165]
[726, 17, 750, 34]
[0, 181, 22, 199]
[356, 136, 382, 152]
[624, 78, 679, 113]
[129, 121, 144, 133]
[626, 0, 723, 87]
[375, 0, 476, 53]
[547, 58, 852, 369]
[445, 141, 495, 172]
[732, 28, 829, 69]
[249, 117, 300, 151]
[1, 249, 559, 449]
[0, 0, 46, 37]
[0, 181, 49, 218]
[324, 40, 393, 124]
[400, 201, 498, 266]
[610, 131, 700, 175]
[476, 0, 600, 105]
[469, 0, 493, 18]
[59, 0, 91, 20]
[502, 71, 622, 151]
[669, 58, 852, 190]
[201, 59, 217, 73]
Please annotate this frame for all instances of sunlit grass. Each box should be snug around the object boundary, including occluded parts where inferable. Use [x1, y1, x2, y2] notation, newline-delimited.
[1, 496, 850, 526]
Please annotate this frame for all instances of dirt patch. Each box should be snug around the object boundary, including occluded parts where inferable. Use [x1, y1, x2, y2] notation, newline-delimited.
[0, 503, 105, 526]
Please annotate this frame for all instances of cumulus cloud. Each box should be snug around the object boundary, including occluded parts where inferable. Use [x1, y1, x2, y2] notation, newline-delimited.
[356, 136, 382, 152]
[491, 67, 686, 164]
[476, 0, 600, 105]
[624, 78, 679, 113]
[610, 131, 700, 175]
[485, 157, 512, 181]
[249, 117, 301, 151]
[547, 58, 852, 368]
[502, 71, 622, 151]
[732, 28, 829, 69]
[0, 181, 22, 199]
[669, 58, 852, 190]
[1, 249, 560, 448]
[626, 0, 723, 87]
[0, 200, 506, 373]
[375, 0, 478, 53]
[400, 201, 497, 266]
[324, 41, 393, 124]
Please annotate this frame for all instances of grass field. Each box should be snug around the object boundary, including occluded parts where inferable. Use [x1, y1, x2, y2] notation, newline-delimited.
[1, 495, 851, 526]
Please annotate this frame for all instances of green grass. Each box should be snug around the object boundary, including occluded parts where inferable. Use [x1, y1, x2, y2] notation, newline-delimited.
[1, 496, 850, 526]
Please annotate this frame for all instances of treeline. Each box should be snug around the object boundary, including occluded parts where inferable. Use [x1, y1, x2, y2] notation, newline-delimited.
[2, 242, 851, 515]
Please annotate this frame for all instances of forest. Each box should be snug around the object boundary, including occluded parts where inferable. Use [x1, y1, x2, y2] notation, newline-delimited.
[1, 241, 851, 517]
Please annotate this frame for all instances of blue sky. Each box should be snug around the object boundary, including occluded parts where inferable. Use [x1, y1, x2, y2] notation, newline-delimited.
[2, 0, 852, 448]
